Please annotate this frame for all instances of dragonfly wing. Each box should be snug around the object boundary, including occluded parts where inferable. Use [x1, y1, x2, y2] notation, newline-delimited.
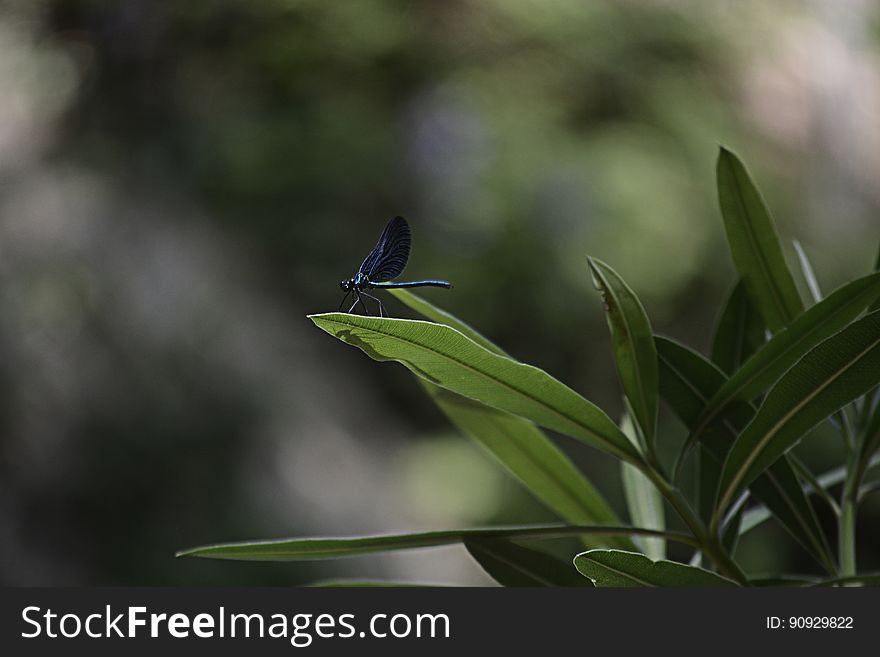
[359, 216, 412, 282]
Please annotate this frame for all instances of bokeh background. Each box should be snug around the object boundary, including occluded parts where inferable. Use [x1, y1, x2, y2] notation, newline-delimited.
[1, 0, 878, 585]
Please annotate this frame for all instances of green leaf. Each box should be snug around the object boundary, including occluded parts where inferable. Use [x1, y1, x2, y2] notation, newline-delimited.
[588, 258, 658, 448]
[574, 549, 738, 587]
[871, 242, 880, 313]
[389, 289, 505, 355]
[811, 573, 880, 587]
[855, 398, 880, 490]
[392, 290, 630, 548]
[720, 502, 744, 555]
[465, 539, 592, 587]
[696, 445, 722, 524]
[685, 273, 880, 462]
[716, 147, 804, 332]
[717, 310, 880, 518]
[711, 279, 766, 375]
[309, 313, 641, 463]
[619, 414, 665, 559]
[421, 381, 633, 550]
[793, 240, 823, 304]
[656, 337, 835, 572]
[788, 455, 840, 517]
[176, 524, 699, 561]
[740, 453, 880, 535]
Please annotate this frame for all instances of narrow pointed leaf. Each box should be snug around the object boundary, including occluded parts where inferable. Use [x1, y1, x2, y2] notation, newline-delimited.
[465, 539, 592, 587]
[422, 381, 633, 549]
[588, 258, 658, 447]
[176, 524, 699, 561]
[309, 313, 640, 463]
[718, 310, 880, 517]
[574, 549, 738, 587]
[788, 455, 841, 516]
[686, 273, 880, 460]
[716, 147, 804, 332]
[656, 337, 835, 571]
[793, 240, 823, 304]
[855, 398, 880, 489]
[711, 280, 766, 375]
[619, 414, 665, 559]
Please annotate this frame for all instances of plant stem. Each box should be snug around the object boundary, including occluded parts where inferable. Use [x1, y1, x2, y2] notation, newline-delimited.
[639, 462, 749, 585]
[839, 451, 859, 577]
[836, 408, 856, 453]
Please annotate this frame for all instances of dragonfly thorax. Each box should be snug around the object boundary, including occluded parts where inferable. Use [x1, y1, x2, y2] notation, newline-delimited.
[340, 272, 371, 292]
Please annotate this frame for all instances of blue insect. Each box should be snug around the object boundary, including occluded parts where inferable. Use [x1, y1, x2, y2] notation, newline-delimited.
[339, 216, 452, 316]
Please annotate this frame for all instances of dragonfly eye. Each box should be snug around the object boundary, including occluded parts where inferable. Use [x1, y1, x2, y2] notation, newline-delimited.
[340, 280, 350, 291]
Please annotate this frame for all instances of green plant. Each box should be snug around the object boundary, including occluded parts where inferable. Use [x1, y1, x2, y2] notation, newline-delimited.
[177, 147, 880, 587]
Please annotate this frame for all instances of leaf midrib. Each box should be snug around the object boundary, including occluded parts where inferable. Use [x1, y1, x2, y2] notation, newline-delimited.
[318, 315, 635, 461]
[580, 557, 654, 587]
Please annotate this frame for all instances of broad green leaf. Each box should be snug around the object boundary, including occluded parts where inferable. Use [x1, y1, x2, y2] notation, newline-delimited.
[685, 273, 880, 461]
[465, 538, 592, 587]
[711, 280, 766, 375]
[389, 289, 504, 355]
[574, 549, 738, 587]
[309, 313, 641, 463]
[793, 240, 823, 304]
[588, 258, 658, 448]
[176, 524, 699, 561]
[619, 414, 665, 559]
[716, 147, 804, 332]
[393, 290, 630, 548]
[656, 337, 835, 572]
[718, 310, 880, 517]
[422, 381, 633, 550]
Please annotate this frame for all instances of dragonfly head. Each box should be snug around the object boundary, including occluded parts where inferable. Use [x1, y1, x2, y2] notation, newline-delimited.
[340, 279, 352, 291]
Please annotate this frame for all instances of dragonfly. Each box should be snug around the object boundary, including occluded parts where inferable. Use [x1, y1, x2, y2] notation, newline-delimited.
[339, 216, 452, 316]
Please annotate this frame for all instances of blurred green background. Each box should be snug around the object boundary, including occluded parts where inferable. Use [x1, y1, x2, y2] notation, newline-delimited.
[1, 0, 878, 585]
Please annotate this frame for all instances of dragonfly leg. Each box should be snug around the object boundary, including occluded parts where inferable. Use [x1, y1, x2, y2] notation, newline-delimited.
[338, 289, 352, 312]
[347, 294, 359, 313]
[355, 290, 370, 315]
[360, 291, 385, 317]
